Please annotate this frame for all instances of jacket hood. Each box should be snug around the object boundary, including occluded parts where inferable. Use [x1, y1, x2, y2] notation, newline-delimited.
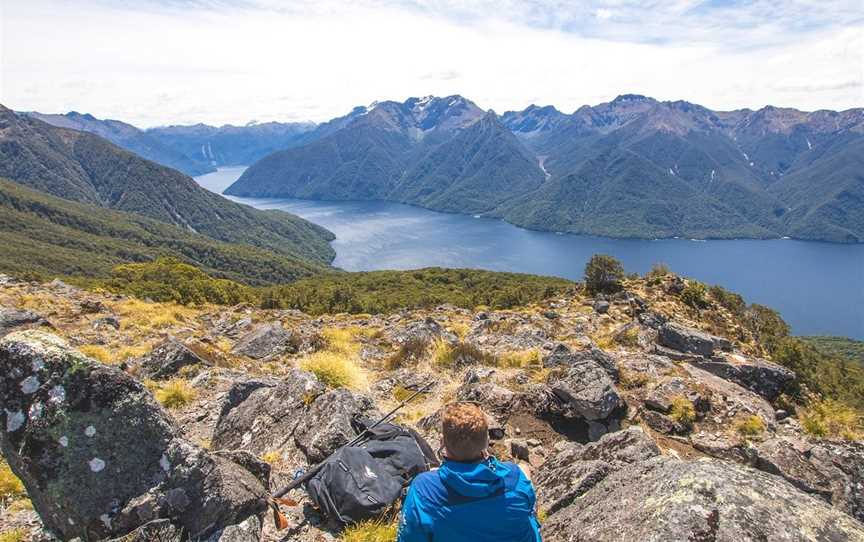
[439, 458, 510, 498]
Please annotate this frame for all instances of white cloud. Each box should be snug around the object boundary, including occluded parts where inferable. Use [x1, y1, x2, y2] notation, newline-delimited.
[1, 0, 861, 127]
[594, 8, 615, 20]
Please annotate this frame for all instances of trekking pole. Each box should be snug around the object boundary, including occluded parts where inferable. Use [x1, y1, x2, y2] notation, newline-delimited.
[272, 380, 434, 499]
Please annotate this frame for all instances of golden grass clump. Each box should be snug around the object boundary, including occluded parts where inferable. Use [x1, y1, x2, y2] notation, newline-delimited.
[432, 340, 496, 369]
[800, 399, 861, 441]
[618, 369, 650, 390]
[498, 350, 541, 369]
[341, 519, 398, 542]
[0, 529, 28, 542]
[669, 396, 697, 425]
[301, 351, 365, 390]
[78, 344, 112, 364]
[385, 337, 429, 370]
[114, 299, 199, 332]
[153, 379, 197, 409]
[322, 327, 362, 355]
[79, 343, 151, 365]
[734, 415, 766, 437]
[0, 459, 25, 502]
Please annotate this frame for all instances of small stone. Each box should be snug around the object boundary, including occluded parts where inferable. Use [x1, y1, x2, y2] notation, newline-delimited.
[28, 402, 43, 420]
[59, 436, 69, 447]
[85, 425, 96, 437]
[20, 375, 40, 394]
[89, 458, 106, 472]
[5, 409, 25, 432]
[48, 385, 66, 404]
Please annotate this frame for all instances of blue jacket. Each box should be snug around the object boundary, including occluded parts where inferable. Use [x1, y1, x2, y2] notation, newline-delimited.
[397, 457, 542, 542]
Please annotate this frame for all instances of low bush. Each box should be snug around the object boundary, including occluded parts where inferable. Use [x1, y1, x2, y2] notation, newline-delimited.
[669, 396, 696, 425]
[680, 281, 708, 309]
[154, 379, 197, 409]
[646, 262, 671, 284]
[584, 254, 624, 294]
[800, 399, 861, 440]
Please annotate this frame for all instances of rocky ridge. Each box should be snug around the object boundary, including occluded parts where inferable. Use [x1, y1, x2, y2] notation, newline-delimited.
[0, 274, 861, 541]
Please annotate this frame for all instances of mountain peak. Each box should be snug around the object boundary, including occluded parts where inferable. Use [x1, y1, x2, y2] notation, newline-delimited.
[612, 94, 653, 104]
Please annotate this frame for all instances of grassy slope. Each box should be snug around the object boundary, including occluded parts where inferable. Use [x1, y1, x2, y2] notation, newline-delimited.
[800, 336, 864, 367]
[0, 178, 326, 285]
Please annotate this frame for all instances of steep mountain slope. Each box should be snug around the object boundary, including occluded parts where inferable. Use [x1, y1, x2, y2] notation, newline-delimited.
[0, 105, 335, 264]
[25, 111, 213, 176]
[226, 95, 545, 211]
[147, 120, 316, 167]
[0, 178, 325, 284]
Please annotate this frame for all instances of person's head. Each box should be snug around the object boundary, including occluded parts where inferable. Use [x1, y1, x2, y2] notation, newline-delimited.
[441, 402, 489, 462]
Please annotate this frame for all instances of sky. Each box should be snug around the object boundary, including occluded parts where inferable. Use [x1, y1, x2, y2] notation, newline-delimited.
[1, 0, 862, 127]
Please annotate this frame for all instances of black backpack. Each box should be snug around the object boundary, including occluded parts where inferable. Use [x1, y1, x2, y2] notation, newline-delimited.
[305, 417, 438, 526]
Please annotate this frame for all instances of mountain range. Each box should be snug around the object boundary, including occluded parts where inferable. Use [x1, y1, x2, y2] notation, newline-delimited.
[0, 105, 335, 282]
[226, 95, 863, 243]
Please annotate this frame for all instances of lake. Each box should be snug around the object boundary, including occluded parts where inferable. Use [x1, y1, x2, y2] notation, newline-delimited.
[196, 167, 864, 339]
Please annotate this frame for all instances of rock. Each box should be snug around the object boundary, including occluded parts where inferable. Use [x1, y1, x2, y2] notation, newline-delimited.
[542, 311, 559, 320]
[535, 427, 659, 517]
[79, 299, 106, 314]
[637, 310, 667, 330]
[0, 308, 47, 337]
[593, 300, 610, 314]
[0, 330, 268, 540]
[541, 456, 864, 542]
[542, 343, 618, 380]
[511, 439, 531, 461]
[94, 316, 121, 330]
[690, 431, 756, 464]
[644, 377, 709, 414]
[692, 354, 795, 401]
[205, 515, 262, 542]
[681, 364, 776, 424]
[657, 322, 732, 357]
[107, 519, 182, 542]
[546, 356, 623, 422]
[139, 338, 211, 380]
[387, 317, 455, 345]
[462, 367, 496, 385]
[455, 382, 516, 415]
[213, 372, 379, 464]
[641, 410, 686, 434]
[232, 323, 298, 359]
[212, 371, 324, 455]
[748, 437, 864, 522]
[294, 388, 379, 463]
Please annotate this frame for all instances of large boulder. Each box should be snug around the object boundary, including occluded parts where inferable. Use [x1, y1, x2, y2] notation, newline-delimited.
[693, 354, 795, 401]
[0, 330, 268, 541]
[541, 455, 864, 542]
[212, 372, 379, 464]
[0, 307, 48, 338]
[231, 323, 297, 360]
[139, 338, 211, 380]
[658, 322, 732, 357]
[542, 343, 618, 381]
[751, 437, 864, 522]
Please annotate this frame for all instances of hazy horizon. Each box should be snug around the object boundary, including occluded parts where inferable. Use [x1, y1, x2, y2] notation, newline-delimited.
[2, 0, 862, 128]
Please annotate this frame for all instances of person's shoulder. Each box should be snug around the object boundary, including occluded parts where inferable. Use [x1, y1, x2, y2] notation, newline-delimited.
[409, 470, 446, 501]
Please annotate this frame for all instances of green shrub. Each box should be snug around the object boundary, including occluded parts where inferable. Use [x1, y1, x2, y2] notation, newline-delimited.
[708, 285, 746, 317]
[584, 254, 624, 294]
[800, 399, 861, 440]
[262, 268, 573, 315]
[680, 281, 708, 309]
[100, 257, 255, 305]
[669, 396, 696, 425]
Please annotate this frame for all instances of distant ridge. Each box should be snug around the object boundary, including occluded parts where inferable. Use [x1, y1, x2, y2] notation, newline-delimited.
[226, 94, 863, 243]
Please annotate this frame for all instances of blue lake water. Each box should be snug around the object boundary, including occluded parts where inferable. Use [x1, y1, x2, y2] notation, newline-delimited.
[196, 167, 864, 339]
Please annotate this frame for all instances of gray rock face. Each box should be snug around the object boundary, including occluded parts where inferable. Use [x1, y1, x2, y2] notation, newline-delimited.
[139, 338, 210, 380]
[542, 455, 864, 542]
[693, 355, 795, 401]
[455, 382, 516, 415]
[658, 322, 732, 357]
[593, 300, 610, 314]
[0, 330, 268, 541]
[751, 438, 864, 522]
[212, 371, 379, 464]
[232, 323, 297, 359]
[546, 358, 622, 422]
[542, 343, 618, 381]
[0, 308, 47, 337]
[643, 377, 710, 415]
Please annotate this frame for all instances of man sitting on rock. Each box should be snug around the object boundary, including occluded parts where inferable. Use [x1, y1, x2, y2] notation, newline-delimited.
[397, 402, 542, 541]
